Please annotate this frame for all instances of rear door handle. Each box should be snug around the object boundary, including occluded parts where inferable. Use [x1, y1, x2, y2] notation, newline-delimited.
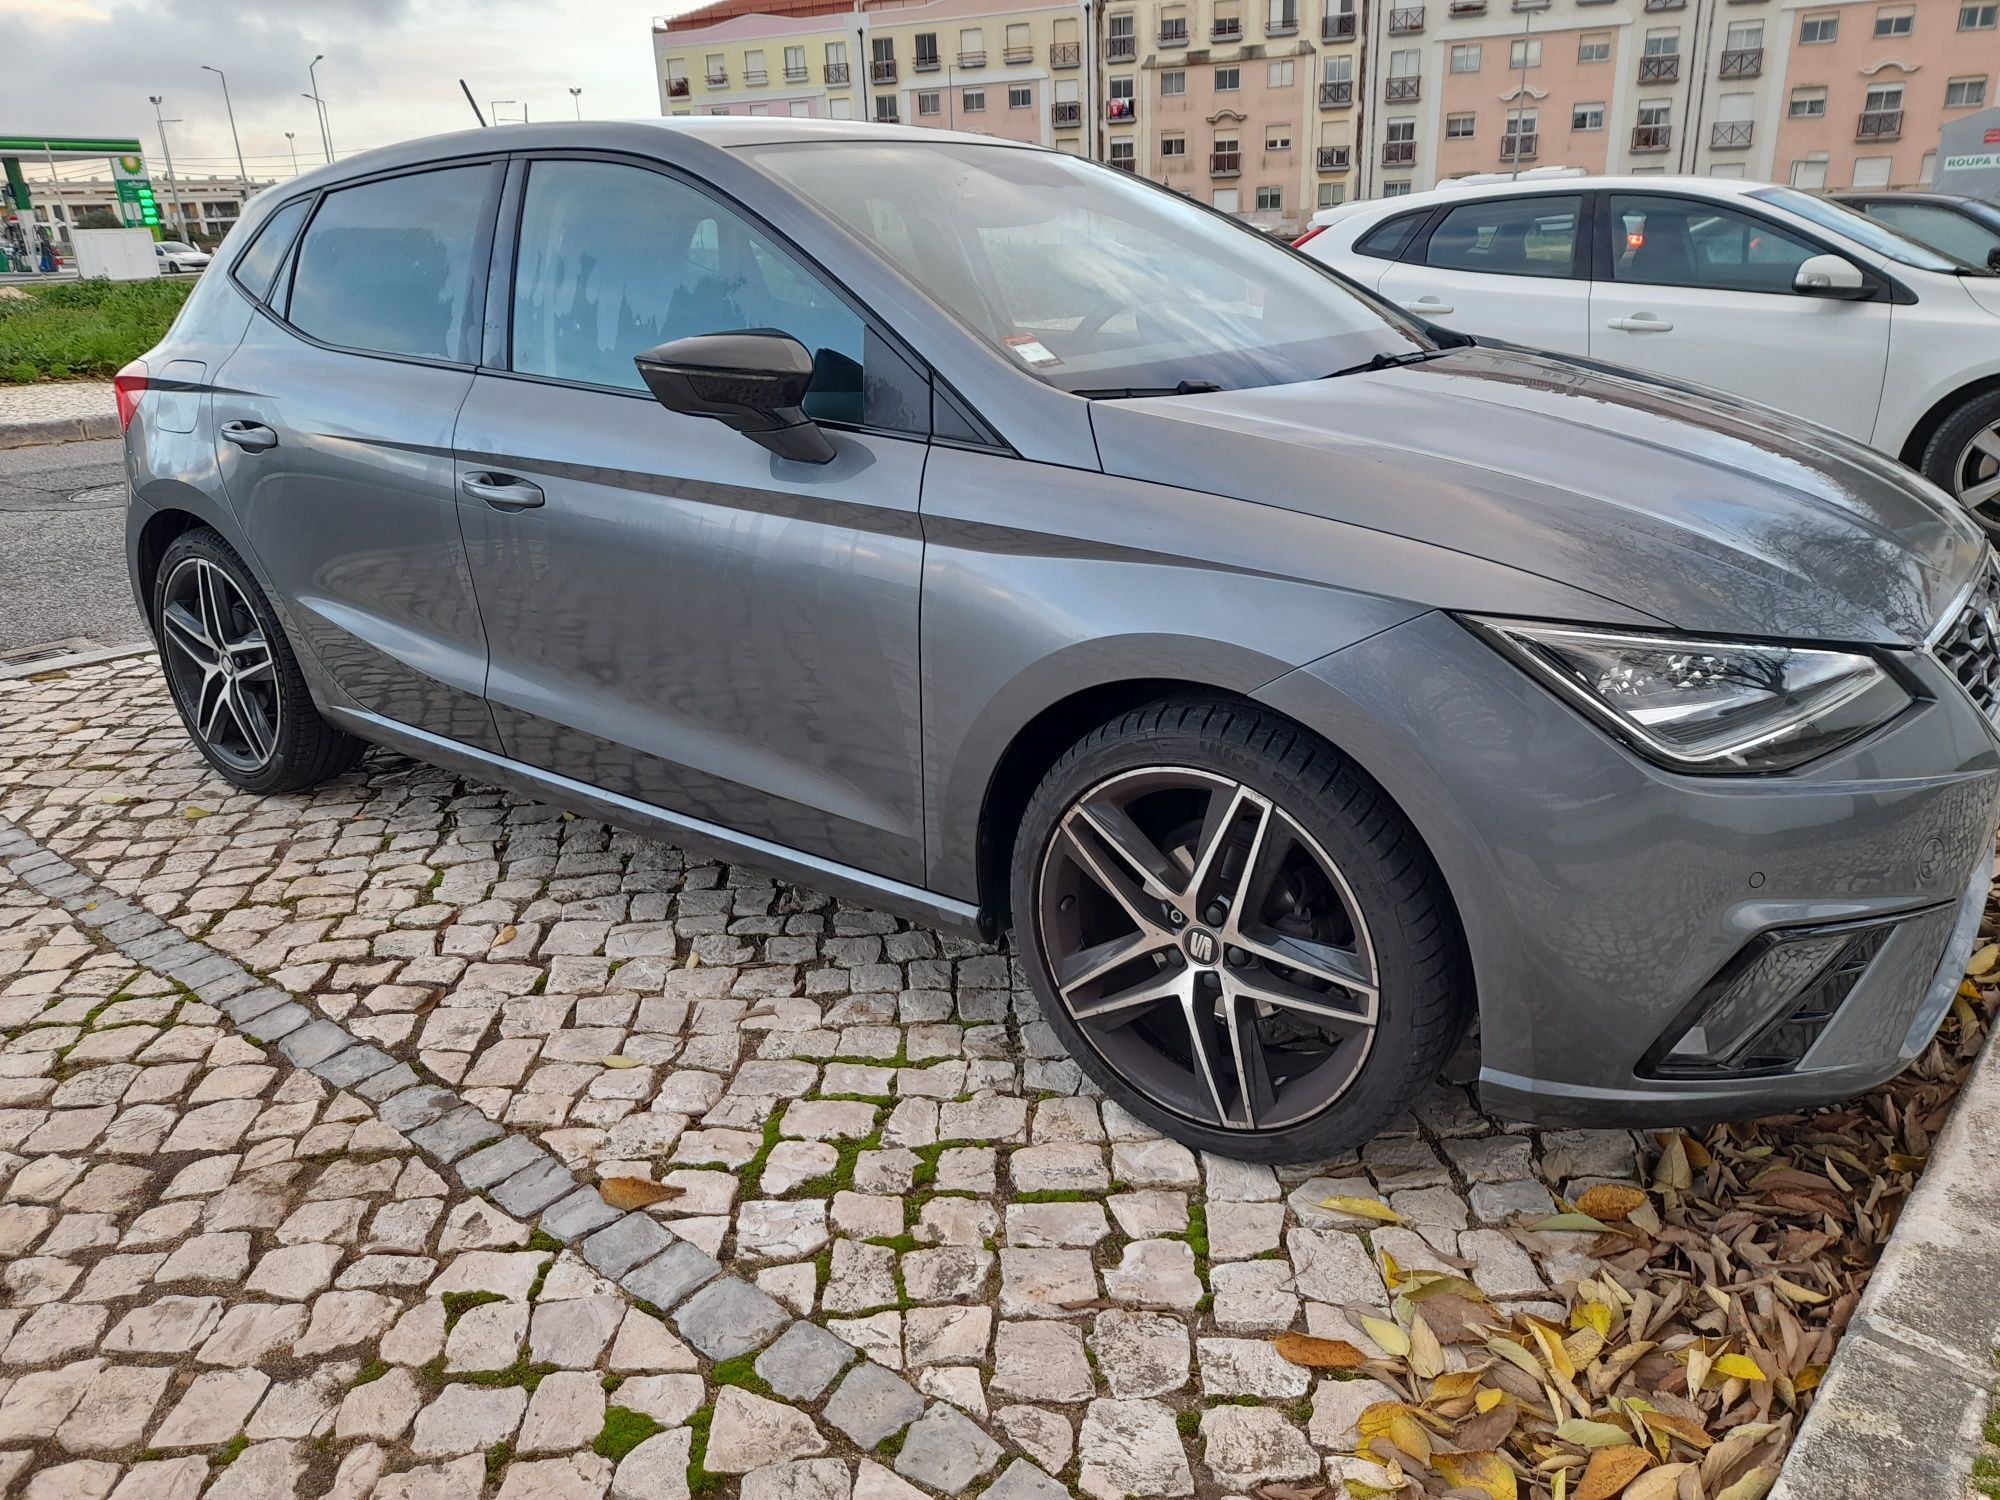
[1607, 315, 1674, 332]
[1401, 297, 1455, 315]
[219, 420, 278, 453]
[460, 472, 545, 510]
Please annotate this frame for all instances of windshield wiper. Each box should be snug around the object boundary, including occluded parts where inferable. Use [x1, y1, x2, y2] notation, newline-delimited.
[1323, 346, 1462, 380]
[1073, 379, 1224, 400]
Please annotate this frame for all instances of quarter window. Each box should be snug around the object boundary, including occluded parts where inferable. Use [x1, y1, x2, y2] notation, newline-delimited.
[509, 159, 865, 424]
[1608, 194, 1818, 294]
[287, 165, 491, 362]
[1424, 195, 1581, 279]
[1356, 211, 1424, 258]
[231, 196, 310, 303]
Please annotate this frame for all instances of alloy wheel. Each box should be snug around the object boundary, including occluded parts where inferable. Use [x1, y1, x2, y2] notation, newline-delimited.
[1034, 766, 1379, 1133]
[159, 557, 281, 773]
[1956, 421, 2000, 528]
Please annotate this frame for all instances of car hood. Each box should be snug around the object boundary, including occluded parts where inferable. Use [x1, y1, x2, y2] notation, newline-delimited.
[1088, 346, 1985, 646]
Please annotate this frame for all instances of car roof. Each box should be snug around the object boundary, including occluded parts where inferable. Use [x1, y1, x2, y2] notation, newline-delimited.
[1831, 189, 1984, 207]
[1309, 173, 1768, 229]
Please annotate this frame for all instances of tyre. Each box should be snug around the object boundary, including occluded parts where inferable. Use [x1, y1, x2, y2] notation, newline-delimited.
[152, 527, 366, 795]
[1009, 697, 1470, 1163]
[1919, 388, 2000, 533]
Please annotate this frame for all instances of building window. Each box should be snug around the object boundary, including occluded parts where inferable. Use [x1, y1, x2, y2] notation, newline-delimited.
[1790, 151, 1829, 189]
[917, 90, 941, 114]
[1161, 70, 1186, 95]
[1256, 185, 1283, 210]
[1578, 34, 1610, 62]
[1509, 38, 1542, 68]
[1799, 13, 1837, 42]
[1267, 127, 1292, 149]
[874, 94, 898, 121]
[783, 45, 806, 80]
[962, 88, 986, 111]
[705, 53, 726, 83]
[1920, 149, 1937, 182]
[960, 27, 985, 61]
[1214, 188, 1242, 212]
[1864, 83, 1903, 112]
[1317, 182, 1346, 208]
[1161, 134, 1187, 155]
[1215, 66, 1241, 90]
[1637, 99, 1671, 127]
[1852, 155, 1893, 187]
[1788, 85, 1826, 117]
[1572, 101, 1604, 130]
[915, 33, 940, 67]
[1643, 30, 1678, 56]
[1873, 6, 1913, 37]
[1446, 111, 1476, 138]
[1725, 20, 1761, 48]
[1946, 76, 1988, 107]
[1963, 3, 1998, 28]
[1161, 13, 1190, 42]
[1386, 117, 1415, 142]
[1449, 43, 1482, 72]
[1009, 84, 1033, 108]
[1110, 137, 1136, 164]
[1267, 59, 1295, 87]
[1267, 0, 1299, 30]
[1110, 76, 1135, 103]
[1383, 181, 1413, 197]
[744, 49, 767, 83]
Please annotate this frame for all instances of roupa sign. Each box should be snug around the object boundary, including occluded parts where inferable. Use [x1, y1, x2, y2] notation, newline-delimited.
[1935, 105, 2000, 199]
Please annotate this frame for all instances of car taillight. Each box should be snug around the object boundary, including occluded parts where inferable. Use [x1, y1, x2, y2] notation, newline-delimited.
[1292, 225, 1327, 249]
[114, 361, 148, 434]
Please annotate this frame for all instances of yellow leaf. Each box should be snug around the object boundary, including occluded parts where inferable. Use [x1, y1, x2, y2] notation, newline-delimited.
[184, 806, 210, 821]
[1575, 1446, 1650, 1500]
[1431, 1368, 1488, 1401]
[496, 924, 518, 945]
[1476, 1388, 1507, 1414]
[1714, 1470, 1778, 1500]
[1273, 1332, 1368, 1370]
[1575, 1184, 1648, 1222]
[1712, 1353, 1768, 1384]
[1968, 942, 2000, 977]
[1408, 1308, 1446, 1379]
[1360, 1315, 1410, 1358]
[601, 1055, 641, 1070]
[1379, 1249, 1404, 1289]
[1794, 1363, 1824, 1393]
[1320, 1194, 1403, 1224]
[684, 950, 701, 968]
[1530, 1212, 1615, 1233]
[1527, 1317, 1576, 1382]
[1556, 1419, 1631, 1450]
[1436, 1450, 1518, 1500]
[1486, 1336, 1547, 1382]
[1771, 1277, 1828, 1305]
[1573, 1301, 1615, 1338]
[99, 792, 133, 805]
[1387, 1411, 1434, 1464]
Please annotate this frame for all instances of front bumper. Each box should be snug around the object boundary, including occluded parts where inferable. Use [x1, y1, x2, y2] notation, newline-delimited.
[1257, 609, 2000, 1128]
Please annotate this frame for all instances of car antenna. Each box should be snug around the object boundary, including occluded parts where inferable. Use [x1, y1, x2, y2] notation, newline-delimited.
[460, 81, 488, 127]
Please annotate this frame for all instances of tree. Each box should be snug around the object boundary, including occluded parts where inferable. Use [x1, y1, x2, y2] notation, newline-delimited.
[77, 208, 121, 230]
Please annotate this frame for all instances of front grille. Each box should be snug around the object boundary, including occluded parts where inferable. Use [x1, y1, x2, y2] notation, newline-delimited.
[1932, 561, 2000, 723]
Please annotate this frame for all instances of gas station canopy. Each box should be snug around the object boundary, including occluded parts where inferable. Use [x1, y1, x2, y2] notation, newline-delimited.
[0, 136, 159, 233]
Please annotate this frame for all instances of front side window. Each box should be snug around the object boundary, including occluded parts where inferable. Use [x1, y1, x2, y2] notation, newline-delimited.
[1610, 194, 1818, 293]
[1753, 186, 1962, 269]
[287, 165, 490, 362]
[510, 159, 865, 424]
[1425, 195, 1580, 279]
[747, 141, 1425, 394]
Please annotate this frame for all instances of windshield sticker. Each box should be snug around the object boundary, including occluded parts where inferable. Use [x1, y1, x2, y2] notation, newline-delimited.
[1003, 334, 1063, 368]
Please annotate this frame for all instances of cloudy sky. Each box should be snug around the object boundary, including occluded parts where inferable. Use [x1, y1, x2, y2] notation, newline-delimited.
[4, 0, 699, 187]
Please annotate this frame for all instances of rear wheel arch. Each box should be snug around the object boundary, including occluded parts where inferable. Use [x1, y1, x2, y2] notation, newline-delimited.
[134, 508, 208, 623]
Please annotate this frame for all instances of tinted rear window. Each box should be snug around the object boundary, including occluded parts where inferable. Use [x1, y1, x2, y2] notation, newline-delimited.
[287, 166, 491, 362]
[231, 198, 309, 303]
[1424, 195, 1581, 278]
[1357, 212, 1425, 259]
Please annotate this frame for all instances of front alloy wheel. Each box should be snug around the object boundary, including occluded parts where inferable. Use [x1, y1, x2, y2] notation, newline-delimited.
[1953, 421, 2000, 526]
[159, 555, 281, 772]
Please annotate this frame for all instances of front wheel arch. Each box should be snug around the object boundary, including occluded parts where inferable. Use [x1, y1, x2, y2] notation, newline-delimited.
[1899, 374, 2000, 473]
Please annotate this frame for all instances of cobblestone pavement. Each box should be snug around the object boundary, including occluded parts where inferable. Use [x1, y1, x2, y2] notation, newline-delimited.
[0, 654, 1649, 1499]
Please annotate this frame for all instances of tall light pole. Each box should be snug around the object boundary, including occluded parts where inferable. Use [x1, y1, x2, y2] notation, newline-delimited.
[148, 95, 189, 238]
[308, 54, 333, 160]
[201, 65, 250, 194]
[1509, 6, 1533, 179]
[284, 131, 299, 176]
[569, 87, 583, 119]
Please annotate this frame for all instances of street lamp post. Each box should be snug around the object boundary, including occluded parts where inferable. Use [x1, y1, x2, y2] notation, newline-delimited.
[284, 132, 299, 176]
[201, 65, 250, 194]
[308, 54, 333, 161]
[1509, 8, 1532, 179]
[148, 95, 189, 238]
[569, 87, 583, 119]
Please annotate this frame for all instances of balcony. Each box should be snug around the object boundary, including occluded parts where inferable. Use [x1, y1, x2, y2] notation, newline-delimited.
[1212, 18, 1243, 39]
[1051, 40, 1081, 66]
[1382, 139, 1416, 165]
[784, 65, 809, 82]
[1388, 5, 1424, 31]
[958, 49, 986, 66]
[1718, 46, 1762, 76]
[1005, 44, 1033, 62]
[1321, 13, 1357, 41]
[1450, 0, 1486, 14]
[1710, 119, 1753, 148]
[667, 77, 691, 98]
[1320, 78, 1354, 107]
[874, 106, 901, 123]
[1501, 131, 1537, 159]
[871, 58, 897, 83]
[744, 68, 768, 84]
[1631, 123, 1671, 151]
[1385, 74, 1421, 101]
[1513, 0, 1550, 9]
[1159, 23, 1189, 44]
[1643, 0, 1686, 9]
[1052, 100, 1083, 127]
[1211, 149, 1242, 175]
[705, 70, 728, 86]
[825, 61, 850, 84]
[1107, 34, 1139, 60]
[1107, 96, 1136, 120]
[1267, 13, 1299, 33]
[1857, 108, 1902, 140]
[1316, 144, 1352, 170]
[1638, 54, 1680, 81]
[914, 53, 941, 72]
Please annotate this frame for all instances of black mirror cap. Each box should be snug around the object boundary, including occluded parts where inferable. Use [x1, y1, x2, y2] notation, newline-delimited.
[1987, 246, 2000, 272]
[634, 330, 837, 465]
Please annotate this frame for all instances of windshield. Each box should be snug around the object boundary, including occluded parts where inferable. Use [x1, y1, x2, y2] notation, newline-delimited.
[744, 140, 1425, 394]
[1748, 187, 1967, 271]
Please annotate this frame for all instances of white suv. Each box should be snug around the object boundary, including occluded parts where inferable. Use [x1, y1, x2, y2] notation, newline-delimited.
[1296, 176, 2000, 525]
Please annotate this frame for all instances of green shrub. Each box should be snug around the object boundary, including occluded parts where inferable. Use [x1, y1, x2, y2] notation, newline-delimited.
[0, 277, 196, 382]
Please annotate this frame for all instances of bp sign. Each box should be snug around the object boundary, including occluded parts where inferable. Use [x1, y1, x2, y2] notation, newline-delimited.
[1934, 105, 2000, 201]
[109, 151, 158, 228]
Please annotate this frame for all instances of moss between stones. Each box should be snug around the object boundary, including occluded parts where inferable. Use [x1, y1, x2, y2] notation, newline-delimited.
[213, 1434, 249, 1467]
[484, 1441, 512, 1484]
[440, 1289, 506, 1330]
[686, 1405, 724, 1496]
[1175, 1408, 1200, 1438]
[710, 1353, 771, 1397]
[593, 1405, 665, 1461]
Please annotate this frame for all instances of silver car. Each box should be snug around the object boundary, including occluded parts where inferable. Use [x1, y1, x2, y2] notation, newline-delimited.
[118, 120, 2000, 1162]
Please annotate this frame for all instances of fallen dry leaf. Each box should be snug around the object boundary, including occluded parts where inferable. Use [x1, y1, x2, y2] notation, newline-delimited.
[1272, 1332, 1367, 1370]
[1575, 1446, 1650, 1500]
[597, 1176, 683, 1211]
[600, 1056, 641, 1070]
[1575, 1184, 1649, 1222]
[1320, 1194, 1404, 1224]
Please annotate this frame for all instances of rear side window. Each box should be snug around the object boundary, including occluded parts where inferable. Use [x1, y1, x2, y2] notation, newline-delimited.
[1356, 211, 1425, 259]
[231, 197, 309, 303]
[1424, 195, 1582, 278]
[287, 166, 491, 362]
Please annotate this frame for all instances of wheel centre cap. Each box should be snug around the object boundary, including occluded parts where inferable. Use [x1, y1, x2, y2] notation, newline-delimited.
[1183, 927, 1219, 965]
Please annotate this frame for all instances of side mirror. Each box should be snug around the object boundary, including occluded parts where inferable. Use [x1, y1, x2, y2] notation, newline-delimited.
[1793, 252, 1870, 300]
[633, 330, 836, 465]
[1986, 246, 2000, 273]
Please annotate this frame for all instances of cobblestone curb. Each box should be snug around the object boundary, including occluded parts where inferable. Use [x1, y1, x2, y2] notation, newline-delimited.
[1770, 1024, 2000, 1500]
[0, 382, 118, 451]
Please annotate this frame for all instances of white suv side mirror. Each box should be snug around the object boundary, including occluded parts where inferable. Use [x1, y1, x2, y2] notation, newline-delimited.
[1794, 253, 1870, 300]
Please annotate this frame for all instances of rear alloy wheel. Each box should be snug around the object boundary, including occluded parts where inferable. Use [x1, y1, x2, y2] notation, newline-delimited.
[1012, 699, 1468, 1162]
[1921, 391, 2000, 533]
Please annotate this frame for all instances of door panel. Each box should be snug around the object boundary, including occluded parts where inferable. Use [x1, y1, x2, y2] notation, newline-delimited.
[1376, 193, 1590, 354]
[1589, 193, 1891, 442]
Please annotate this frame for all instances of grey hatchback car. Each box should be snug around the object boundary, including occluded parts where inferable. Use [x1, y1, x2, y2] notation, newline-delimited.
[121, 118, 2000, 1162]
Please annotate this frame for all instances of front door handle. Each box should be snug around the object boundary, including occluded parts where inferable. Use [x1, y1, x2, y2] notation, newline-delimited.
[1401, 296, 1455, 315]
[1606, 314, 1674, 332]
[219, 420, 278, 453]
[460, 472, 545, 510]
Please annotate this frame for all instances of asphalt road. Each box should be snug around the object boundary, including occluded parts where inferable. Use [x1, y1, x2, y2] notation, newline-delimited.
[0, 439, 147, 657]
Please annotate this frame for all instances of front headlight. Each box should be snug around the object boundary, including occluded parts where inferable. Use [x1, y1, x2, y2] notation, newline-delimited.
[1464, 618, 1912, 773]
